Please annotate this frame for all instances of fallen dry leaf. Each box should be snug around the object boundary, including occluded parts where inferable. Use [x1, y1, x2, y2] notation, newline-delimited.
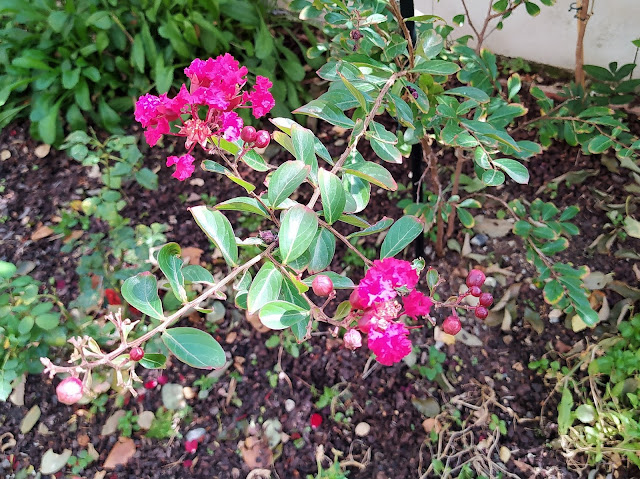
[40, 448, 72, 474]
[63, 230, 84, 244]
[103, 437, 136, 469]
[101, 410, 126, 436]
[77, 434, 90, 447]
[473, 215, 514, 238]
[239, 436, 273, 469]
[20, 405, 41, 434]
[181, 246, 204, 265]
[246, 310, 269, 333]
[9, 374, 26, 406]
[31, 224, 54, 241]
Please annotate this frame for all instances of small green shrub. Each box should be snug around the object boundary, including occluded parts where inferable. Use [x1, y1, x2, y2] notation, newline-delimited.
[0, 261, 69, 400]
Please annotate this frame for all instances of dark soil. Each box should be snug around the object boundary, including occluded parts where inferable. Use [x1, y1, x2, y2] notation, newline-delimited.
[1, 110, 639, 479]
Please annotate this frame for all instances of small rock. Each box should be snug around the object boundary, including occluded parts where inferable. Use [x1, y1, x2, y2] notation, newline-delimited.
[355, 422, 370, 437]
[0, 150, 10, 161]
[284, 399, 295, 412]
[185, 428, 207, 443]
[34, 144, 51, 158]
[503, 335, 513, 345]
[137, 411, 155, 430]
[162, 383, 186, 410]
[470, 233, 489, 247]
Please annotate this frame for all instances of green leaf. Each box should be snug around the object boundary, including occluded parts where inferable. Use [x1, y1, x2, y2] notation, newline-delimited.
[587, 135, 613, 154]
[62, 68, 80, 89]
[86, 11, 112, 29]
[558, 386, 574, 435]
[279, 205, 319, 264]
[162, 327, 226, 369]
[493, 0, 508, 12]
[303, 272, 354, 289]
[342, 174, 370, 213]
[543, 280, 564, 304]
[525, 1, 541, 16]
[255, 21, 274, 59]
[247, 262, 283, 313]
[135, 168, 158, 190]
[380, 215, 424, 258]
[190, 206, 238, 266]
[319, 169, 346, 224]
[36, 313, 61, 331]
[291, 124, 318, 180]
[268, 160, 309, 207]
[307, 228, 336, 274]
[412, 60, 460, 75]
[131, 34, 145, 73]
[38, 102, 60, 145]
[122, 273, 164, 320]
[216, 197, 269, 218]
[417, 29, 444, 58]
[157, 243, 187, 302]
[343, 162, 397, 191]
[492, 158, 529, 184]
[347, 217, 393, 240]
[370, 138, 402, 164]
[139, 353, 167, 369]
[259, 301, 310, 330]
[456, 207, 475, 228]
[513, 220, 532, 237]
[19, 315, 34, 335]
[293, 99, 355, 129]
[339, 72, 367, 111]
[482, 169, 506, 186]
[445, 86, 490, 103]
[507, 73, 522, 100]
[183, 265, 214, 284]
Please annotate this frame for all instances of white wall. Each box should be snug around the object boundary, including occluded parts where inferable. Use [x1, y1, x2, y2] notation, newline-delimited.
[415, 0, 640, 70]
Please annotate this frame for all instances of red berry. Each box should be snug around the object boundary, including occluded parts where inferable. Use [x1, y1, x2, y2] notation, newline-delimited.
[310, 413, 323, 428]
[475, 306, 489, 320]
[469, 286, 482, 297]
[466, 269, 486, 288]
[144, 379, 157, 390]
[157, 374, 169, 385]
[254, 130, 270, 149]
[479, 293, 493, 307]
[129, 347, 144, 361]
[442, 315, 462, 335]
[56, 377, 84, 405]
[240, 125, 257, 143]
[312, 275, 334, 297]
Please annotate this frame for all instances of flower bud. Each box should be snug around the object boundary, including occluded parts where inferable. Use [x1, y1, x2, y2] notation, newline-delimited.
[466, 269, 486, 288]
[129, 347, 144, 361]
[240, 125, 257, 143]
[254, 130, 270, 149]
[349, 288, 367, 310]
[312, 275, 334, 297]
[343, 329, 362, 350]
[56, 377, 84, 405]
[442, 315, 462, 336]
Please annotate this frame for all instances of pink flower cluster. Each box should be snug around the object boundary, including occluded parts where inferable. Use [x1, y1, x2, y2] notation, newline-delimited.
[346, 258, 433, 366]
[134, 54, 275, 181]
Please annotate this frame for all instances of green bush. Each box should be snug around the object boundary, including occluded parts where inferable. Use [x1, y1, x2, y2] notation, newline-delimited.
[0, 261, 68, 400]
[0, 0, 311, 144]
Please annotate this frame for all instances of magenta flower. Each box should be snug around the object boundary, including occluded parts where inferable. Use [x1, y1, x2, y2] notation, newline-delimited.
[403, 290, 434, 320]
[134, 54, 275, 180]
[367, 322, 412, 366]
[245, 76, 276, 118]
[357, 258, 419, 308]
[166, 154, 196, 181]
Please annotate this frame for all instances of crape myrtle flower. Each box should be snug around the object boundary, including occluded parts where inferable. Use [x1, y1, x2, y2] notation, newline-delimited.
[134, 54, 274, 180]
